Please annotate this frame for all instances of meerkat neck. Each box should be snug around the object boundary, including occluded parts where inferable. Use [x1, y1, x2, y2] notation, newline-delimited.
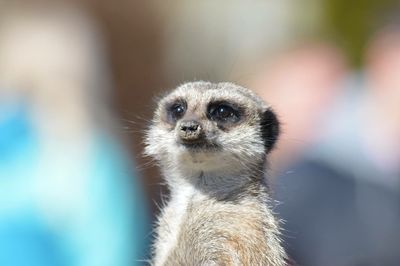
[164, 166, 266, 201]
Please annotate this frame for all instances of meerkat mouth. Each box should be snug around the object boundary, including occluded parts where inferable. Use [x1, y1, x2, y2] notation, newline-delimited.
[178, 139, 220, 151]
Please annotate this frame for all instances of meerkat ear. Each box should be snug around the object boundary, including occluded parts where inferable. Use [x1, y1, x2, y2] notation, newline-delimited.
[260, 108, 280, 152]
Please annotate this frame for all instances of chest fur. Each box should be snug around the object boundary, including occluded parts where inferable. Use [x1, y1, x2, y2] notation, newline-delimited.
[152, 188, 283, 266]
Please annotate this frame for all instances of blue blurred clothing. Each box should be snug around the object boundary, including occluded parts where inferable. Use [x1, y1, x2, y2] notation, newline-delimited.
[0, 102, 149, 266]
[275, 159, 400, 266]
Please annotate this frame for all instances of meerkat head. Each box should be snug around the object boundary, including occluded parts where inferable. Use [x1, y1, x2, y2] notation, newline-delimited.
[145, 81, 279, 180]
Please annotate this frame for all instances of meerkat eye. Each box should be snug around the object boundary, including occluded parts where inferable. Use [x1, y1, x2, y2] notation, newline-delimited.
[208, 103, 240, 123]
[168, 101, 186, 121]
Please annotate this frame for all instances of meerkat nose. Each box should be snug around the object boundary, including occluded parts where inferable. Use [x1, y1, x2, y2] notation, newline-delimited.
[179, 120, 203, 141]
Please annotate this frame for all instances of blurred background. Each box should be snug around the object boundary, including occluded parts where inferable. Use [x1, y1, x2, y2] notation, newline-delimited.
[0, 0, 399, 265]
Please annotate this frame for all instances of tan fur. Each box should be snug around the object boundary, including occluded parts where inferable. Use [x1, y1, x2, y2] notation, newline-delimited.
[146, 82, 287, 265]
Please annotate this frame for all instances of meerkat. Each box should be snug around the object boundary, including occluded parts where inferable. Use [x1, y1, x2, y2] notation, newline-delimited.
[145, 81, 287, 266]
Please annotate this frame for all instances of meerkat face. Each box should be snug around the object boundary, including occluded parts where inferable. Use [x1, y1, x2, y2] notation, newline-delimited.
[145, 82, 279, 176]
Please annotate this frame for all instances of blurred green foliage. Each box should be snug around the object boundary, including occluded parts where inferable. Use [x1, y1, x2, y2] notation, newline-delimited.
[322, 0, 398, 67]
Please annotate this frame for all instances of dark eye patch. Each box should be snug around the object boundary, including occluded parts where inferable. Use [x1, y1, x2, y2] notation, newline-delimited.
[166, 100, 187, 122]
[207, 101, 242, 123]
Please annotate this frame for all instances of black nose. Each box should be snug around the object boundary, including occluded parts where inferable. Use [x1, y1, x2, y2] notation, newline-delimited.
[179, 120, 202, 140]
[180, 120, 199, 132]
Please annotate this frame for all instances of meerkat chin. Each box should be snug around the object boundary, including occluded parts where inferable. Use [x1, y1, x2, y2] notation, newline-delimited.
[145, 81, 287, 266]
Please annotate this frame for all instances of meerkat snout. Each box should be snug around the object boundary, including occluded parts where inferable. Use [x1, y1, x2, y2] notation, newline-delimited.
[178, 120, 203, 141]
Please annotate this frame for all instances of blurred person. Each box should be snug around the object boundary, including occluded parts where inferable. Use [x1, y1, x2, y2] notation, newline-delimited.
[253, 29, 400, 265]
[0, 4, 149, 266]
[251, 42, 348, 264]
[251, 43, 347, 174]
